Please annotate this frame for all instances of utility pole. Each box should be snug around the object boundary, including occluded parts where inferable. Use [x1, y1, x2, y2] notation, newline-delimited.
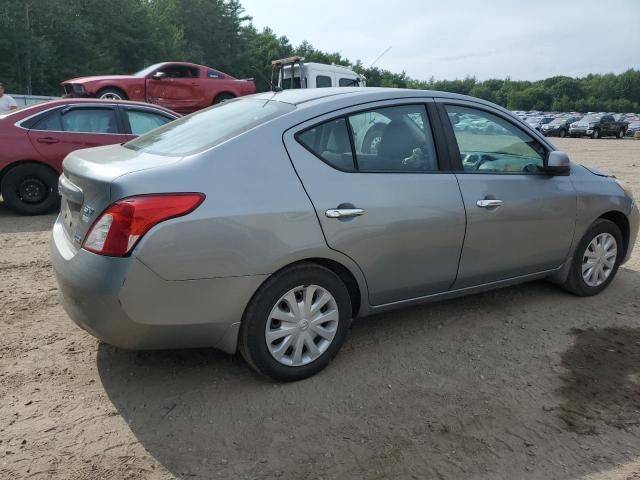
[25, 2, 32, 94]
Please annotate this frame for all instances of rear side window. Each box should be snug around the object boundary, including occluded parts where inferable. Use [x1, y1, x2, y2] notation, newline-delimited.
[297, 118, 354, 171]
[296, 104, 439, 173]
[125, 109, 173, 135]
[32, 111, 63, 131]
[61, 108, 118, 133]
[339, 78, 357, 87]
[316, 75, 332, 88]
[126, 98, 295, 156]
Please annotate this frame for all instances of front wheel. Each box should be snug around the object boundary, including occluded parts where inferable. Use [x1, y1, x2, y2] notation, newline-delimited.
[559, 129, 566, 138]
[239, 264, 352, 381]
[592, 129, 600, 139]
[617, 128, 625, 139]
[1, 163, 60, 215]
[562, 219, 623, 296]
[96, 88, 126, 100]
[213, 93, 234, 105]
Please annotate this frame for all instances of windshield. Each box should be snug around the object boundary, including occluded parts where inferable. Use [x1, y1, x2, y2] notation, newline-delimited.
[583, 115, 602, 122]
[132, 63, 163, 77]
[550, 117, 568, 125]
[125, 98, 295, 156]
[526, 117, 541, 124]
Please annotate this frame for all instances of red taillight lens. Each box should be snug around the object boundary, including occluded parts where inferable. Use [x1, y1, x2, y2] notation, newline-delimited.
[82, 193, 205, 257]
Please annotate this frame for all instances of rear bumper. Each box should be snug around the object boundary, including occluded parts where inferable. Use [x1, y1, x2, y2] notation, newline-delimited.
[50, 217, 265, 353]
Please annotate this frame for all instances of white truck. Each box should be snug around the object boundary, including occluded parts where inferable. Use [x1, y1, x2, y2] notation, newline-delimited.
[271, 56, 366, 90]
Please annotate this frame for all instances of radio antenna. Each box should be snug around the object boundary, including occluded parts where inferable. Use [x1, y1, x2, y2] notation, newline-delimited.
[369, 46, 392, 68]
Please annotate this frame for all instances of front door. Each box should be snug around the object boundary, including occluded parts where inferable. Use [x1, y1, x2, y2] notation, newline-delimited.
[284, 101, 466, 306]
[146, 64, 203, 113]
[438, 101, 577, 288]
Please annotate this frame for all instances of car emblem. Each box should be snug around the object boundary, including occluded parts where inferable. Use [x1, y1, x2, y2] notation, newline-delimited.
[81, 205, 95, 223]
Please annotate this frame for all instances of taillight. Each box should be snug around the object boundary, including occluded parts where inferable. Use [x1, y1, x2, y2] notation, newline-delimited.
[82, 193, 205, 257]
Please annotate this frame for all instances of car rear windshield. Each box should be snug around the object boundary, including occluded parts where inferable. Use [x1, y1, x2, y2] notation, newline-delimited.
[124, 98, 295, 156]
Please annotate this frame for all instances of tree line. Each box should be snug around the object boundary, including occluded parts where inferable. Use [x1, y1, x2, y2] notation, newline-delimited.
[1, 0, 639, 113]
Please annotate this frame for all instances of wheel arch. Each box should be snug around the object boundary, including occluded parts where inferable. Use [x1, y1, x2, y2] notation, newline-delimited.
[0, 159, 60, 187]
[95, 86, 128, 99]
[599, 210, 630, 259]
[213, 91, 236, 104]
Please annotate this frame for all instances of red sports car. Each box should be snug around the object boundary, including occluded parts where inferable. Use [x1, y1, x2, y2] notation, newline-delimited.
[61, 62, 257, 114]
[0, 98, 179, 215]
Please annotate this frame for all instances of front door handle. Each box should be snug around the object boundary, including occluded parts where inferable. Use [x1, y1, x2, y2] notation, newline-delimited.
[37, 137, 60, 144]
[326, 208, 365, 218]
[477, 199, 504, 208]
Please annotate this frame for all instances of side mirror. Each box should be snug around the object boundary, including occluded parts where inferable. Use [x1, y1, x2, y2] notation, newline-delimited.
[152, 71, 166, 80]
[545, 150, 571, 175]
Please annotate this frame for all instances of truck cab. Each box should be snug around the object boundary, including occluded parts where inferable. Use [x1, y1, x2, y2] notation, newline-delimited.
[272, 56, 366, 90]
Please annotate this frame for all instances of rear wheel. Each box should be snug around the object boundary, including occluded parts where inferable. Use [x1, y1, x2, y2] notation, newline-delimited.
[239, 264, 352, 381]
[1, 163, 60, 215]
[213, 93, 235, 105]
[562, 219, 623, 296]
[96, 88, 126, 100]
[559, 128, 566, 138]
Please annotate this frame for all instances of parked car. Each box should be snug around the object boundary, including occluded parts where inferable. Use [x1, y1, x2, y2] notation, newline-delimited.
[51, 88, 639, 381]
[0, 98, 179, 215]
[625, 120, 640, 137]
[540, 116, 581, 137]
[569, 114, 628, 139]
[525, 116, 553, 131]
[61, 62, 256, 114]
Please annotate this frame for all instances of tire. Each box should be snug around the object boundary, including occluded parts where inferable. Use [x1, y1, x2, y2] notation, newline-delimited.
[1, 163, 60, 215]
[96, 88, 126, 100]
[238, 263, 352, 381]
[559, 129, 566, 138]
[617, 128, 625, 139]
[362, 123, 386, 154]
[213, 93, 235, 105]
[562, 219, 623, 297]
[592, 129, 600, 139]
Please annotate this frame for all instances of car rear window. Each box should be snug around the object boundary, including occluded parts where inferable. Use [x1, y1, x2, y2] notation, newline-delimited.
[124, 98, 295, 156]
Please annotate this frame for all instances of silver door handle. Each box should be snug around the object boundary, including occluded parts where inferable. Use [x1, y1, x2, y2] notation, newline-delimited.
[325, 208, 365, 218]
[477, 199, 503, 208]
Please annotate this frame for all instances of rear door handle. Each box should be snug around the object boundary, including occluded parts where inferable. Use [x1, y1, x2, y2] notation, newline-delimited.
[326, 208, 365, 218]
[477, 199, 504, 208]
[37, 137, 60, 144]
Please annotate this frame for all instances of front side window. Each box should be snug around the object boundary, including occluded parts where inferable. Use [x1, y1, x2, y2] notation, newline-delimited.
[446, 105, 546, 173]
[125, 109, 173, 135]
[126, 98, 295, 156]
[61, 108, 118, 134]
[316, 75, 332, 88]
[348, 105, 438, 171]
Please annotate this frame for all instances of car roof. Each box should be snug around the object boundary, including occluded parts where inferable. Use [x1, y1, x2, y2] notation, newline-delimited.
[251, 87, 484, 107]
[8, 98, 180, 117]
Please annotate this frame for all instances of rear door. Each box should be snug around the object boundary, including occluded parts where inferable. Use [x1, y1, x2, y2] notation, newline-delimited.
[283, 100, 466, 306]
[436, 100, 576, 288]
[28, 105, 126, 170]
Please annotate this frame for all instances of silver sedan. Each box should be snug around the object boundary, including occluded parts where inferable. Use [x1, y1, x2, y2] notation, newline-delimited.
[51, 88, 639, 381]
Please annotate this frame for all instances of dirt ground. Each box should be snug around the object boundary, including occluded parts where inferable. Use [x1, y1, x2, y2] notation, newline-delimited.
[1, 138, 640, 480]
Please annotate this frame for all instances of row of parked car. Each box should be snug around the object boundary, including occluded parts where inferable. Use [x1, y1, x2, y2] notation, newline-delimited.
[514, 111, 640, 139]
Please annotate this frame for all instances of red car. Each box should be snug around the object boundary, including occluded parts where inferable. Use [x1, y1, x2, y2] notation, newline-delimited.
[0, 99, 179, 215]
[61, 62, 257, 114]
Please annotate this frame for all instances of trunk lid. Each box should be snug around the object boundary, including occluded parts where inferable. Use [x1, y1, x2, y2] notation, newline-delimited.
[58, 144, 182, 248]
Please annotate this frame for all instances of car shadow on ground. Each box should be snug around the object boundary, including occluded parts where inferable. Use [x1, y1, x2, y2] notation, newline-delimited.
[97, 270, 640, 479]
[0, 201, 57, 234]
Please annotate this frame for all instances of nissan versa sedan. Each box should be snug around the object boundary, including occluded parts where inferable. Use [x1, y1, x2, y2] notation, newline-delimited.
[50, 88, 639, 381]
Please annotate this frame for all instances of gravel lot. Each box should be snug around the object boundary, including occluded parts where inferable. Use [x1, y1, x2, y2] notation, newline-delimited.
[1, 138, 639, 480]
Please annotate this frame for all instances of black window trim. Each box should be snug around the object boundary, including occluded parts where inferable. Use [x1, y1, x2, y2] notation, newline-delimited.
[435, 99, 553, 176]
[294, 101, 451, 174]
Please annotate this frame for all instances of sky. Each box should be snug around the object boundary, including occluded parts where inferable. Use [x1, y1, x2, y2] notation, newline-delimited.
[241, 0, 640, 82]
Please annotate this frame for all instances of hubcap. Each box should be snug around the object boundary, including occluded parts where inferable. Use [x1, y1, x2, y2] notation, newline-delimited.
[582, 233, 617, 287]
[17, 177, 47, 204]
[265, 285, 339, 367]
[99, 92, 122, 100]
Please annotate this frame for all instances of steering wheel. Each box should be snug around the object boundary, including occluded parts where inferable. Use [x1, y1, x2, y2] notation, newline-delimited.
[474, 154, 498, 170]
